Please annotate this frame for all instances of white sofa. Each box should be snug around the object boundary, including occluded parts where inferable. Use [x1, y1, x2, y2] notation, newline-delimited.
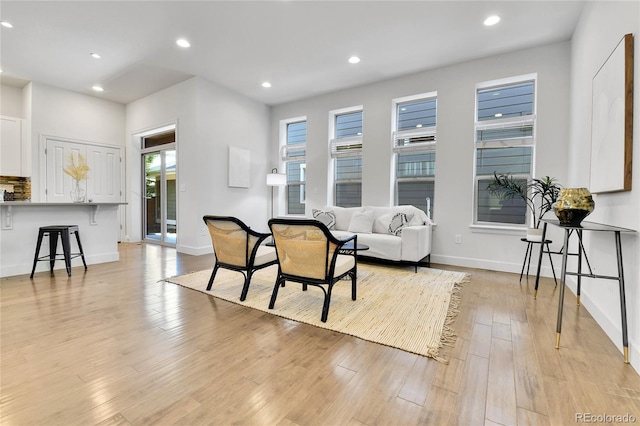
[311, 205, 432, 270]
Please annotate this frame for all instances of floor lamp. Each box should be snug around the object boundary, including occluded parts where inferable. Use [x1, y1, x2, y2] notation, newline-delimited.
[266, 168, 287, 219]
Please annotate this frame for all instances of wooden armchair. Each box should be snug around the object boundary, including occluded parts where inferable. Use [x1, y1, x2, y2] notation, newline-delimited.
[267, 218, 358, 322]
[202, 216, 277, 301]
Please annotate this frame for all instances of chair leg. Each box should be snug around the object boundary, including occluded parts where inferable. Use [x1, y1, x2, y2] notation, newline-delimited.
[206, 264, 220, 291]
[321, 285, 333, 323]
[351, 265, 357, 300]
[240, 271, 252, 301]
[269, 276, 284, 309]
[30, 229, 45, 279]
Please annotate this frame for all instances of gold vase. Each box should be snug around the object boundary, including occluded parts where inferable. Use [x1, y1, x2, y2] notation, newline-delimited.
[552, 188, 595, 226]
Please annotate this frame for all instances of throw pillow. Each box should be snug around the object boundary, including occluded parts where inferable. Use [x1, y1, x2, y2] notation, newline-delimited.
[373, 213, 394, 234]
[312, 208, 336, 230]
[388, 212, 413, 236]
[347, 211, 375, 233]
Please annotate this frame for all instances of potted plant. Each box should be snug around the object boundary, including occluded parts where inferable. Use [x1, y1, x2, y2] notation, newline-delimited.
[487, 173, 561, 241]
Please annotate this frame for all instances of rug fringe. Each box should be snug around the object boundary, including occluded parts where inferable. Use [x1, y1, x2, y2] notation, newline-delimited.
[429, 274, 469, 364]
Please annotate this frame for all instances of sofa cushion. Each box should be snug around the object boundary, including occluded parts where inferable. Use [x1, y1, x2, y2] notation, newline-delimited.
[312, 208, 336, 230]
[329, 206, 363, 231]
[348, 210, 374, 233]
[356, 232, 402, 261]
[373, 213, 392, 234]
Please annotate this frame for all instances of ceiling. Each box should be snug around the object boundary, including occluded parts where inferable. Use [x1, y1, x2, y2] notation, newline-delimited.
[0, 1, 586, 106]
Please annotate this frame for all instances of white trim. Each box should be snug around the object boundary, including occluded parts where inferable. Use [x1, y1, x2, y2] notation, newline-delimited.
[391, 93, 438, 213]
[475, 72, 537, 91]
[472, 74, 538, 227]
[279, 116, 307, 216]
[131, 122, 176, 139]
[328, 106, 363, 206]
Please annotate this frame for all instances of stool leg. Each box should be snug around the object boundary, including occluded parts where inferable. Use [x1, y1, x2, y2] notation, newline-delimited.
[30, 229, 45, 279]
[520, 242, 532, 282]
[526, 243, 536, 277]
[74, 230, 88, 270]
[61, 230, 72, 276]
[49, 231, 59, 275]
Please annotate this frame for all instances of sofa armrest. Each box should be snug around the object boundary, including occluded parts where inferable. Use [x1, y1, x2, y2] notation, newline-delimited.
[400, 224, 432, 262]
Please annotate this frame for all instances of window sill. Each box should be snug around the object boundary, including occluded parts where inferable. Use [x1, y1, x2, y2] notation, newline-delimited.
[470, 224, 527, 236]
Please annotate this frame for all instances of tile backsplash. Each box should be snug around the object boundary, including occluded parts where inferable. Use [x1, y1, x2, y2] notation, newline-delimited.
[0, 176, 31, 201]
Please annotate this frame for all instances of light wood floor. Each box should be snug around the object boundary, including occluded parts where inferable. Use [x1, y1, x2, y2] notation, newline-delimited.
[1, 243, 638, 425]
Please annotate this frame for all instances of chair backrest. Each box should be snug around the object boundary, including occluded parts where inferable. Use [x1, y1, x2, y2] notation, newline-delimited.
[203, 216, 259, 268]
[268, 219, 338, 280]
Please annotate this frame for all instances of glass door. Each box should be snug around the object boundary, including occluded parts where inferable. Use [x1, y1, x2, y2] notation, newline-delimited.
[143, 149, 177, 246]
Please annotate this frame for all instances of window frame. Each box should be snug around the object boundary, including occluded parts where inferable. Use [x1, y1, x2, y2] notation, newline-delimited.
[328, 106, 363, 207]
[472, 74, 538, 228]
[392, 92, 437, 218]
[279, 116, 307, 216]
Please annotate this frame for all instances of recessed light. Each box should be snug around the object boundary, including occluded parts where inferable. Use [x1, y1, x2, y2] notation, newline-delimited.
[90, 53, 101, 59]
[262, 82, 272, 88]
[0, 21, 13, 28]
[92, 85, 104, 92]
[348, 56, 360, 64]
[176, 38, 191, 48]
[484, 15, 500, 26]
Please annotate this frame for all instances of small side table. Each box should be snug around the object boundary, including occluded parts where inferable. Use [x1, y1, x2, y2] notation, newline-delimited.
[519, 237, 558, 289]
[537, 219, 636, 363]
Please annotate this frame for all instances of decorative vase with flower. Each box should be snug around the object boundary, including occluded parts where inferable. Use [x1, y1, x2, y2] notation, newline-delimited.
[63, 154, 90, 203]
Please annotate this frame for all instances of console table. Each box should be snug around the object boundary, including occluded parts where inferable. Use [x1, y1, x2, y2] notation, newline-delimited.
[535, 219, 636, 363]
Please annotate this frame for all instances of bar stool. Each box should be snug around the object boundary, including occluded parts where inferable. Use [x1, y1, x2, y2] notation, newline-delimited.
[30, 225, 87, 279]
[520, 237, 557, 286]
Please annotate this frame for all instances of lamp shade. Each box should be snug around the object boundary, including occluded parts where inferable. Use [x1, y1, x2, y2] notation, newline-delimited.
[266, 173, 287, 186]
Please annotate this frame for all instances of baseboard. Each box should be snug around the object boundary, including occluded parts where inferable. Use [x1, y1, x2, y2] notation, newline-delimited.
[563, 277, 639, 374]
[1, 252, 120, 278]
[431, 254, 557, 278]
[177, 244, 212, 256]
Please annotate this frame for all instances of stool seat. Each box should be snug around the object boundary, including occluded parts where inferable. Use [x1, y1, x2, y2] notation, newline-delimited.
[30, 225, 87, 278]
[519, 237, 557, 286]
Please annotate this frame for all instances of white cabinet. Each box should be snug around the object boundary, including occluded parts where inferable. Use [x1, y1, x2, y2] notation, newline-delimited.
[0, 115, 27, 176]
[44, 137, 123, 203]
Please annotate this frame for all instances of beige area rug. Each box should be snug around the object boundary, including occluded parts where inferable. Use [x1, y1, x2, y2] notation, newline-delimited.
[163, 263, 467, 363]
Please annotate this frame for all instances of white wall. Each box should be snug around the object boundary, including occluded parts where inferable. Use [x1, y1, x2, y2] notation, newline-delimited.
[29, 82, 126, 201]
[270, 41, 571, 276]
[126, 76, 271, 255]
[569, 1, 639, 371]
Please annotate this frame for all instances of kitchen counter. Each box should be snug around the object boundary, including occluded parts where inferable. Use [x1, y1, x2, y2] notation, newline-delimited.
[0, 202, 126, 277]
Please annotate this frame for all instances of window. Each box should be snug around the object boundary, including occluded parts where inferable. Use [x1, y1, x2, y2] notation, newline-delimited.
[330, 108, 363, 207]
[474, 75, 536, 226]
[282, 119, 306, 214]
[393, 94, 437, 218]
